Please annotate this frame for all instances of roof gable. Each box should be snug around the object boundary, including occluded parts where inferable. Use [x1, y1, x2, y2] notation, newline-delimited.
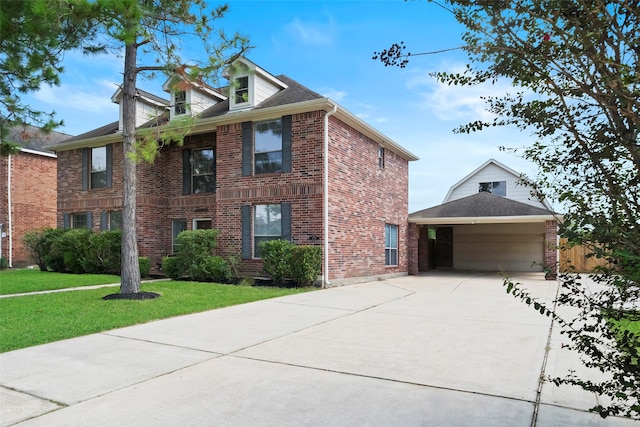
[443, 158, 520, 203]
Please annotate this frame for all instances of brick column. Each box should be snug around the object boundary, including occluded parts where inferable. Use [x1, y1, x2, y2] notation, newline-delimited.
[544, 220, 558, 280]
[408, 222, 418, 275]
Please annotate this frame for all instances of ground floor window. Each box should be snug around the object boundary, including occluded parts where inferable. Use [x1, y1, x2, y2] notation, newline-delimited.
[109, 211, 122, 230]
[172, 219, 187, 254]
[385, 223, 398, 266]
[254, 204, 282, 258]
[193, 218, 212, 230]
[64, 212, 92, 229]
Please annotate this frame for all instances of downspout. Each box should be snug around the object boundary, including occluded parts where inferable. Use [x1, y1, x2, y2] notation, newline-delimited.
[323, 103, 337, 288]
[7, 154, 12, 267]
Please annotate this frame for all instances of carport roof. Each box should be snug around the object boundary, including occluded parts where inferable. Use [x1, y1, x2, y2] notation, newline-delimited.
[409, 192, 559, 224]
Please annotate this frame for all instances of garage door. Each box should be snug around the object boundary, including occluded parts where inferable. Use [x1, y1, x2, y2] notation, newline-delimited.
[452, 223, 544, 272]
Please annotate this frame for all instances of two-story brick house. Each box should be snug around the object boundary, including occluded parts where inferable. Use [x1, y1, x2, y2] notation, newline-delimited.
[0, 125, 67, 267]
[47, 58, 418, 285]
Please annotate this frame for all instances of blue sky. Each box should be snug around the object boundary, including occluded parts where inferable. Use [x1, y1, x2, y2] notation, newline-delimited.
[26, 0, 540, 212]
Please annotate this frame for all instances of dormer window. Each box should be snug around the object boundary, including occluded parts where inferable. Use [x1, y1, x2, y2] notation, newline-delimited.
[479, 181, 506, 196]
[235, 76, 249, 104]
[174, 90, 187, 115]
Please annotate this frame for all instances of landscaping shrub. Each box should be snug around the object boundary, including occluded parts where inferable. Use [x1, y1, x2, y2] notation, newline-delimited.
[44, 228, 68, 272]
[259, 239, 294, 285]
[169, 229, 224, 281]
[290, 245, 322, 287]
[204, 256, 232, 282]
[162, 256, 182, 279]
[56, 229, 92, 274]
[139, 257, 150, 278]
[23, 229, 52, 271]
[81, 230, 121, 274]
[0, 257, 7, 270]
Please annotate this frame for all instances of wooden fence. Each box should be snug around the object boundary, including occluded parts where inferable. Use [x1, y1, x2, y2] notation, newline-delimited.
[559, 238, 611, 273]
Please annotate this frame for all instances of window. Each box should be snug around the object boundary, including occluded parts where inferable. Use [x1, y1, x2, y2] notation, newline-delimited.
[254, 204, 282, 258]
[172, 219, 187, 254]
[191, 149, 215, 193]
[254, 119, 283, 174]
[378, 146, 385, 168]
[72, 213, 88, 229]
[479, 181, 506, 197]
[235, 76, 249, 104]
[91, 147, 107, 189]
[193, 219, 212, 230]
[109, 211, 122, 230]
[175, 91, 186, 115]
[385, 224, 398, 266]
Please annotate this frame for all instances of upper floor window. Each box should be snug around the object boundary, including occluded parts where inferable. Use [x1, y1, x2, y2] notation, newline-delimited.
[378, 147, 385, 168]
[175, 90, 187, 115]
[254, 119, 283, 174]
[479, 181, 506, 197]
[91, 147, 107, 189]
[191, 149, 215, 193]
[235, 76, 249, 104]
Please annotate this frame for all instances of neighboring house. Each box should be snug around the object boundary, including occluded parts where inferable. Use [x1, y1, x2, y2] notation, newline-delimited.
[409, 159, 558, 275]
[47, 57, 419, 285]
[0, 126, 67, 267]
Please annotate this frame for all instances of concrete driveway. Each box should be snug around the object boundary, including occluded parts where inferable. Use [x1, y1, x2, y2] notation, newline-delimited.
[1, 272, 636, 426]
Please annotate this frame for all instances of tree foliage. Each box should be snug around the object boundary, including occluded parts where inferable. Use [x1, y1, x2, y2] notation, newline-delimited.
[89, 0, 250, 294]
[376, 0, 639, 419]
[0, 0, 101, 155]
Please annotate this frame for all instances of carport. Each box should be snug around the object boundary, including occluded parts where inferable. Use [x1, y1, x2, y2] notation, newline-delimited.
[410, 192, 559, 275]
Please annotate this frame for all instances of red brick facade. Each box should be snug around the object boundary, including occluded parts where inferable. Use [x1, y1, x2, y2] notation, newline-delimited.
[0, 151, 57, 266]
[56, 110, 412, 283]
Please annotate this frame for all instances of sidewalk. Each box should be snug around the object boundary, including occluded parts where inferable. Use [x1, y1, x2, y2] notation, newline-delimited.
[1, 272, 636, 426]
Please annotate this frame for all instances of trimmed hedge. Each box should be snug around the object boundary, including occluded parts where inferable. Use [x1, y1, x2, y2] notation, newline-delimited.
[162, 229, 232, 282]
[290, 246, 322, 287]
[259, 239, 294, 285]
[260, 240, 321, 287]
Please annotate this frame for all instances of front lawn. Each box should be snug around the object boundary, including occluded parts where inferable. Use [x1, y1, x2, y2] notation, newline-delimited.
[0, 281, 313, 352]
[0, 269, 121, 295]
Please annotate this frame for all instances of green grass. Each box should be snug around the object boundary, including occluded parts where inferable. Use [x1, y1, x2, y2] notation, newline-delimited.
[0, 269, 121, 295]
[0, 281, 313, 352]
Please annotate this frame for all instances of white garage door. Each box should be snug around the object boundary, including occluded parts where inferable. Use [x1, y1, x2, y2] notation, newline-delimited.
[453, 223, 544, 272]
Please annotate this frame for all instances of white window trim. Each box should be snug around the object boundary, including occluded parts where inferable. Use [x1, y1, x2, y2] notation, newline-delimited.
[230, 74, 253, 110]
[192, 218, 212, 230]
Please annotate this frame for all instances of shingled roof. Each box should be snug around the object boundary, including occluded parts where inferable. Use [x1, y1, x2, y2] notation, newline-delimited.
[8, 125, 71, 154]
[410, 191, 554, 221]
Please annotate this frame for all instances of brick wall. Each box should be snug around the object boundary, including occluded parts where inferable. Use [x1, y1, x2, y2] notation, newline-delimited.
[1, 152, 57, 266]
[327, 115, 409, 281]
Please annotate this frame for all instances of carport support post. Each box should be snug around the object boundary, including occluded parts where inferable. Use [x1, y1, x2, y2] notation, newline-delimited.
[544, 220, 558, 280]
[408, 223, 418, 275]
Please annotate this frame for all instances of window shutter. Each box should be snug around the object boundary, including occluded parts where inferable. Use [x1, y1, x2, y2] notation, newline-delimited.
[86, 212, 93, 229]
[182, 149, 191, 195]
[241, 205, 251, 259]
[241, 121, 252, 176]
[281, 203, 292, 242]
[101, 211, 108, 231]
[281, 115, 292, 173]
[81, 148, 88, 190]
[212, 145, 217, 192]
[63, 213, 70, 229]
[105, 144, 113, 188]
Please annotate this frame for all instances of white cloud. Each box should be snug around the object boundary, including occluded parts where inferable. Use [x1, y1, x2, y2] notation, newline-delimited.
[33, 83, 117, 114]
[285, 17, 336, 46]
[320, 88, 347, 101]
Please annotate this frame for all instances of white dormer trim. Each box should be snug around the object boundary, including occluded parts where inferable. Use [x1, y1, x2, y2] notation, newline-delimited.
[110, 86, 170, 131]
[162, 76, 227, 120]
[224, 57, 288, 111]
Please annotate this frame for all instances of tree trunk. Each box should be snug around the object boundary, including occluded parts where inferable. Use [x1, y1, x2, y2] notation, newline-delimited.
[120, 41, 141, 294]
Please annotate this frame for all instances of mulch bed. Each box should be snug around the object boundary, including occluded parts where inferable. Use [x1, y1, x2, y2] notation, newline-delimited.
[102, 292, 161, 300]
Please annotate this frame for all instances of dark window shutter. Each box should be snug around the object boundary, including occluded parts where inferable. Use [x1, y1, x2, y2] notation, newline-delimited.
[81, 148, 88, 190]
[63, 213, 70, 229]
[212, 146, 217, 192]
[182, 149, 191, 195]
[281, 115, 292, 173]
[281, 203, 292, 241]
[105, 144, 113, 188]
[241, 205, 251, 259]
[241, 121, 252, 176]
[86, 212, 93, 229]
[101, 211, 108, 231]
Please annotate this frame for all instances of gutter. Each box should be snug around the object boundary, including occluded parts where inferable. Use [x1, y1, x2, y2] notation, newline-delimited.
[7, 154, 12, 267]
[323, 103, 338, 288]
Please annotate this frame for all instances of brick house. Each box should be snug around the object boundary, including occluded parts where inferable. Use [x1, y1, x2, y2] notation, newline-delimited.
[47, 58, 418, 285]
[0, 126, 67, 267]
